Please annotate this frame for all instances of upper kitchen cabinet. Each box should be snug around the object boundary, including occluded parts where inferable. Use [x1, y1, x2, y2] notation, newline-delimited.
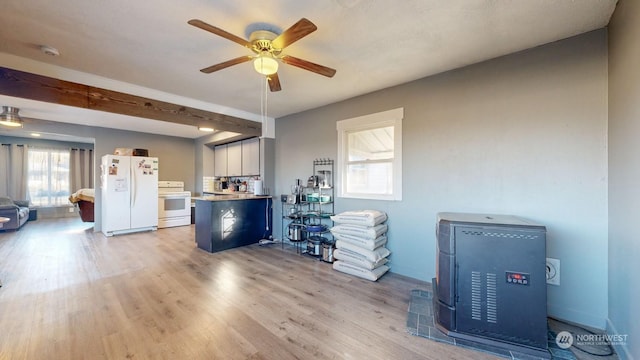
[242, 138, 260, 176]
[226, 141, 243, 176]
[214, 144, 227, 177]
[213, 138, 261, 177]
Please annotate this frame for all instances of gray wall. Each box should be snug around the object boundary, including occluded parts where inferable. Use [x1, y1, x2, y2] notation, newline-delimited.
[608, 0, 639, 358]
[15, 119, 196, 231]
[92, 127, 195, 231]
[260, 138, 275, 197]
[275, 30, 608, 329]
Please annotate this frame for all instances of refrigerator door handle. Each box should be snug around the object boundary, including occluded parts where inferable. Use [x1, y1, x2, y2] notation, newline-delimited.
[131, 166, 136, 207]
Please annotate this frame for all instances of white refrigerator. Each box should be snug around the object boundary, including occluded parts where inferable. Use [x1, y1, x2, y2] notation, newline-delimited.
[101, 154, 159, 236]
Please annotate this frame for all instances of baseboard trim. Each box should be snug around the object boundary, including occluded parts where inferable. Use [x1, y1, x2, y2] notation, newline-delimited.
[547, 303, 607, 330]
[606, 318, 632, 360]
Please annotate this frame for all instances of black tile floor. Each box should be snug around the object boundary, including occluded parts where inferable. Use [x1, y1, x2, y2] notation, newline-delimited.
[406, 289, 577, 360]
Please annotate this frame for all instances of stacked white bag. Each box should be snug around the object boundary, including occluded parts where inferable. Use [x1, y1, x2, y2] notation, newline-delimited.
[330, 210, 390, 281]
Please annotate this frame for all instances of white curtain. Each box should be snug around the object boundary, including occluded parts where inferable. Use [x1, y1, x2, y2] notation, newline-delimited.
[0, 143, 29, 200]
[69, 148, 94, 192]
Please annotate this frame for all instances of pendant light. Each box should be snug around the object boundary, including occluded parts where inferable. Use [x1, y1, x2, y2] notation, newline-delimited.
[0, 106, 24, 127]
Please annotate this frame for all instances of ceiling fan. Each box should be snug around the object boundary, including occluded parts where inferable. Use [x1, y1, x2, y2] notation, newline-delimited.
[188, 18, 336, 92]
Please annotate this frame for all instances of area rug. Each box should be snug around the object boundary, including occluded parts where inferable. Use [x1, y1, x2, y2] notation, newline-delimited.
[406, 289, 576, 360]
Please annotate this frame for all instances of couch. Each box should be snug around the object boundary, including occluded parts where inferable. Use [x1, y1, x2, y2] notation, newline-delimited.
[0, 197, 30, 231]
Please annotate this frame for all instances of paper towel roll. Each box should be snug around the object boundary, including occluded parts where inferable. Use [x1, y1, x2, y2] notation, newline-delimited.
[254, 180, 264, 195]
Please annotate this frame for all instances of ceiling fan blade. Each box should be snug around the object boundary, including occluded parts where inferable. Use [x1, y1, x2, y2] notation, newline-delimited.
[200, 56, 253, 73]
[268, 73, 282, 92]
[281, 55, 336, 78]
[272, 18, 317, 50]
[188, 19, 252, 48]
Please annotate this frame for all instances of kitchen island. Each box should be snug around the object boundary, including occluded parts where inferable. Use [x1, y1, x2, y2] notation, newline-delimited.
[194, 194, 273, 253]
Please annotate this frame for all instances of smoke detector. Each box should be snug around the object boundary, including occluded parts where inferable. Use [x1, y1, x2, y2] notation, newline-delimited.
[40, 45, 60, 56]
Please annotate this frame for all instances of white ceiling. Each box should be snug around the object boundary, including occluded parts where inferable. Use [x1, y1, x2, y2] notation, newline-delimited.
[0, 0, 618, 140]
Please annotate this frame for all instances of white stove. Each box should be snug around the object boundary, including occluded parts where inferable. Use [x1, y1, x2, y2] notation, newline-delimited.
[158, 181, 191, 228]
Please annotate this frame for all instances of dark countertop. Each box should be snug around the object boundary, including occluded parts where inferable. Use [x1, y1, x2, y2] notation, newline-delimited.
[194, 194, 272, 201]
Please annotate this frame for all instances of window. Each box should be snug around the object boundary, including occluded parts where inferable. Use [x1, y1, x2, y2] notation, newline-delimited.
[337, 108, 403, 201]
[28, 148, 70, 206]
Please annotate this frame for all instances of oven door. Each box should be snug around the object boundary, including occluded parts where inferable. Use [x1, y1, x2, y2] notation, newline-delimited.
[158, 193, 191, 228]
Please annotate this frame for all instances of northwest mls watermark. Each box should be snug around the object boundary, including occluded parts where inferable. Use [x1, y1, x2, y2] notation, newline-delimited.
[555, 331, 628, 349]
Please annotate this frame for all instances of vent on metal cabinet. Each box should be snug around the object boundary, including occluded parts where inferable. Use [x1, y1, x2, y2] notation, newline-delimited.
[463, 230, 485, 237]
[471, 271, 482, 321]
[486, 273, 497, 324]
[461, 230, 540, 240]
[466, 327, 540, 347]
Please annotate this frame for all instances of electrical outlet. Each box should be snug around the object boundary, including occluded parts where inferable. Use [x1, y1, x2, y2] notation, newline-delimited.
[68, 207, 74, 213]
[546, 258, 560, 286]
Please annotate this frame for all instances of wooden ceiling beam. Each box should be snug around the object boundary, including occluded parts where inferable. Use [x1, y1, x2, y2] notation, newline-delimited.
[0, 66, 261, 136]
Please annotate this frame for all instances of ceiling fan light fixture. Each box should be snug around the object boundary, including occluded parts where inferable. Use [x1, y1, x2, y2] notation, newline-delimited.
[189, 18, 335, 91]
[253, 54, 278, 75]
[0, 106, 24, 128]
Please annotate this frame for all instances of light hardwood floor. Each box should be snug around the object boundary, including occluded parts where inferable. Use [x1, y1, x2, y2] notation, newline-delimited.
[0, 218, 500, 360]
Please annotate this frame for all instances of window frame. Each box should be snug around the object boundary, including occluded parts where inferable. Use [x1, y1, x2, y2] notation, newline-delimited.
[336, 107, 403, 201]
